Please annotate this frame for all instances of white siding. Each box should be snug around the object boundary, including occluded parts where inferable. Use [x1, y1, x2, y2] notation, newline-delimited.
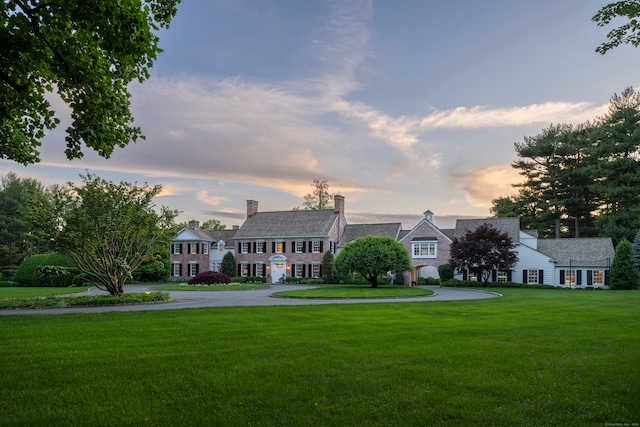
[513, 244, 555, 285]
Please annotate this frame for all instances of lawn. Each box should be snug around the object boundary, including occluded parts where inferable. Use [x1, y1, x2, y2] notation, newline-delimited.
[0, 286, 91, 298]
[273, 284, 435, 298]
[0, 289, 638, 426]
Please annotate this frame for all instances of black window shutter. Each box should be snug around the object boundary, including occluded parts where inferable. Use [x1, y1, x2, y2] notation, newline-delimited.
[179, 264, 183, 276]
[272, 242, 275, 253]
[320, 241, 324, 253]
[308, 264, 313, 277]
[303, 241, 306, 253]
[196, 243, 200, 254]
[587, 270, 593, 286]
[238, 243, 242, 253]
[282, 242, 286, 253]
[195, 264, 199, 275]
[302, 264, 306, 277]
[605, 270, 610, 286]
[522, 269, 527, 284]
[462, 270, 468, 281]
[507, 270, 512, 281]
[253, 264, 256, 276]
[560, 270, 565, 285]
[253, 242, 257, 253]
[292, 242, 296, 253]
[576, 270, 582, 285]
[171, 244, 175, 253]
[491, 270, 497, 282]
[237, 264, 241, 276]
[538, 270, 544, 284]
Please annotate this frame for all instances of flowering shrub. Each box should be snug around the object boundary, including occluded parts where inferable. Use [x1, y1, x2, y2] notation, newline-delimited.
[188, 271, 231, 286]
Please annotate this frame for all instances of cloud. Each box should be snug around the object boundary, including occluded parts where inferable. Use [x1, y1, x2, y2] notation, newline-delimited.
[195, 191, 229, 205]
[451, 164, 523, 208]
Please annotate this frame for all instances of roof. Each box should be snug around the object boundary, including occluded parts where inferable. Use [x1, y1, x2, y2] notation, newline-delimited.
[208, 229, 237, 245]
[536, 238, 615, 266]
[454, 218, 521, 243]
[232, 209, 339, 239]
[174, 228, 237, 244]
[338, 223, 402, 246]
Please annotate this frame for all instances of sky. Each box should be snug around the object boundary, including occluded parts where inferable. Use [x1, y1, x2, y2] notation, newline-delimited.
[2, 0, 640, 230]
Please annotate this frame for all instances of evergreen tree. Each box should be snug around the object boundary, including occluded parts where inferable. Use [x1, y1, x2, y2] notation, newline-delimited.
[321, 251, 337, 284]
[610, 239, 640, 290]
[633, 230, 640, 268]
[221, 251, 236, 277]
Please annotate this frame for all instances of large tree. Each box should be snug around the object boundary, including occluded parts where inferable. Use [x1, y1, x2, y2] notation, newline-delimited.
[0, 0, 180, 164]
[296, 179, 336, 210]
[449, 223, 518, 286]
[28, 173, 178, 296]
[334, 236, 412, 288]
[201, 218, 225, 230]
[593, 1, 640, 54]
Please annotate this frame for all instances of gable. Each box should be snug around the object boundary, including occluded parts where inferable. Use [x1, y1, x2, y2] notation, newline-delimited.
[400, 218, 452, 243]
[174, 228, 202, 241]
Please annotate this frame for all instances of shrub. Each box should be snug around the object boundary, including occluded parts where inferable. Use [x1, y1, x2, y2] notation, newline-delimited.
[13, 253, 80, 287]
[438, 264, 453, 281]
[188, 271, 231, 286]
[441, 279, 555, 289]
[417, 277, 441, 286]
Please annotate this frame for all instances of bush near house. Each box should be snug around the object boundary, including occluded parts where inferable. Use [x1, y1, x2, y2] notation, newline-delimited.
[231, 276, 267, 284]
[442, 279, 558, 290]
[416, 277, 441, 286]
[12, 253, 81, 287]
[188, 271, 231, 286]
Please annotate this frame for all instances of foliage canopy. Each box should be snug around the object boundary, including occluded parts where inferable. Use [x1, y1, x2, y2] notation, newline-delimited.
[610, 238, 640, 289]
[0, 0, 180, 164]
[593, 1, 640, 54]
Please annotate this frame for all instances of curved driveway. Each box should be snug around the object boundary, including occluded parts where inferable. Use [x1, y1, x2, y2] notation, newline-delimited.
[0, 285, 500, 316]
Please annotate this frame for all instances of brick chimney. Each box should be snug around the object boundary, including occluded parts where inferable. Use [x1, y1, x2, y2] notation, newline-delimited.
[247, 199, 259, 217]
[188, 220, 199, 230]
[334, 195, 346, 241]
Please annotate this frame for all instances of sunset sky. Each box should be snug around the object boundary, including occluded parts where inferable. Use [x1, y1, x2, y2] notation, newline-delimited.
[2, 0, 639, 229]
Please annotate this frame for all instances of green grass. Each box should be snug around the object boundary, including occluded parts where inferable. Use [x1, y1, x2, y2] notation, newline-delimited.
[0, 292, 170, 309]
[0, 286, 91, 298]
[152, 283, 269, 291]
[0, 289, 638, 426]
[274, 284, 435, 298]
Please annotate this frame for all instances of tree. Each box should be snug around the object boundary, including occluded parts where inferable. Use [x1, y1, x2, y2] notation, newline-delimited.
[0, 172, 50, 277]
[448, 223, 518, 286]
[201, 218, 225, 230]
[334, 236, 412, 288]
[634, 230, 640, 268]
[28, 173, 178, 296]
[296, 179, 336, 210]
[610, 239, 640, 289]
[593, 1, 640, 54]
[321, 250, 337, 284]
[0, 0, 180, 165]
[220, 251, 235, 277]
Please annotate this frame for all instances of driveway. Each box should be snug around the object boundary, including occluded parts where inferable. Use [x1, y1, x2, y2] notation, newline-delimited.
[0, 285, 500, 315]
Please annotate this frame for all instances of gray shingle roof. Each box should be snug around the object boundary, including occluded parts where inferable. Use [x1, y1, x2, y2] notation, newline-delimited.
[536, 238, 614, 266]
[232, 210, 339, 239]
[454, 218, 521, 243]
[338, 223, 402, 246]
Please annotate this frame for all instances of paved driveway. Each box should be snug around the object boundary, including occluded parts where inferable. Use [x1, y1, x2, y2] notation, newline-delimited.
[0, 285, 500, 316]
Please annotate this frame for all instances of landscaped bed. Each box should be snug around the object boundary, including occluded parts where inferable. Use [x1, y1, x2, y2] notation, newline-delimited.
[0, 288, 170, 309]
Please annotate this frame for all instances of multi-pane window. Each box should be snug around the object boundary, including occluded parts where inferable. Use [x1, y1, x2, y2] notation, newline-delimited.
[527, 269, 538, 284]
[312, 240, 321, 253]
[256, 242, 265, 254]
[295, 241, 304, 253]
[412, 242, 437, 258]
[256, 264, 265, 277]
[241, 242, 249, 254]
[275, 242, 284, 253]
[311, 264, 321, 278]
[565, 270, 576, 285]
[294, 264, 304, 278]
[172, 263, 181, 277]
[593, 270, 604, 285]
[173, 243, 182, 254]
[203, 244, 208, 255]
[189, 263, 198, 277]
[497, 271, 507, 282]
[241, 263, 249, 277]
[190, 243, 198, 254]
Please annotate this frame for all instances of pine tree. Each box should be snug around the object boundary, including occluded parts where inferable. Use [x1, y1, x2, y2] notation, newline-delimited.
[221, 252, 236, 277]
[610, 239, 640, 290]
[633, 230, 640, 268]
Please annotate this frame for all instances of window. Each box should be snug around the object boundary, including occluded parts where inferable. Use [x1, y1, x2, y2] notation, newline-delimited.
[256, 264, 265, 277]
[218, 242, 225, 253]
[497, 271, 507, 282]
[311, 264, 321, 278]
[275, 242, 284, 253]
[203, 243, 209, 255]
[527, 269, 538, 284]
[189, 263, 198, 277]
[172, 263, 181, 277]
[294, 264, 304, 278]
[295, 241, 304, 253]
[412, 242, 437, 258]
[565, 270, 576, 285]
[173, 243, 182, 254]
[241, 263, 249, 277]
[256, 242, 265, 254]
[312, 240, 321, 253]
[189, 243, 198, 254]
[593, 270, 604, 285]
[469, 272, 477, 282]
[241, 242, 249, 254]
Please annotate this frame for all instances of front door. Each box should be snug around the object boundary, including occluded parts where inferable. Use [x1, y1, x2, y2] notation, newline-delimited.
[272, 262, 286, 283]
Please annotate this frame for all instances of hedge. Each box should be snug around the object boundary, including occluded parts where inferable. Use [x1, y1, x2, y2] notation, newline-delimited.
[12, 253, 82, 287]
